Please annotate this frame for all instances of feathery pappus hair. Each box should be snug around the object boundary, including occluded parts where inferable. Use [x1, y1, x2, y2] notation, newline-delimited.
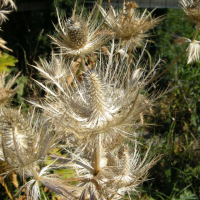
[173, 35, 200, 63]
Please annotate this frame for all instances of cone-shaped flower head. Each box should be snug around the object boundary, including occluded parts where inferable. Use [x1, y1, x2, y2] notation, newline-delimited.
[50, 3, 112, 56]
[99, 1, 163, 49]
[32, 42, 168, 153]
[180, 0, 200, 24]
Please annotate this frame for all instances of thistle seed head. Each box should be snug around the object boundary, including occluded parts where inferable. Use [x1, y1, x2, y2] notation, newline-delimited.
[66, 17, 88, 50]
[50, 4, 112, 56]
[0, 109, 36, 169]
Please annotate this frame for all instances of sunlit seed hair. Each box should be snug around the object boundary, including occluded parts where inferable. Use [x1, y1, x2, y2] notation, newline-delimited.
[180, 0, 200, 24]
[173, 35, 200, 63]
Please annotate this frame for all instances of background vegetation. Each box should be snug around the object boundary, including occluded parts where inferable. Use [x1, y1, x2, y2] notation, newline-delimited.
[0, 0, 200, 199]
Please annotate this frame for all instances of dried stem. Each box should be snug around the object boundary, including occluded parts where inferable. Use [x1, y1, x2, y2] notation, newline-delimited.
[94, 134, 102, 176]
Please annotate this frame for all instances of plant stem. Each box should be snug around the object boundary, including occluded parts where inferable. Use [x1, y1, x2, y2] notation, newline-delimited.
[94, 134, 101, 176]
[80, 55, 86, 71]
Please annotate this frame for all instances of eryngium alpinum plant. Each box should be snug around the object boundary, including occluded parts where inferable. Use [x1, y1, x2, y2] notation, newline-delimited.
[0, 1, 175, 200]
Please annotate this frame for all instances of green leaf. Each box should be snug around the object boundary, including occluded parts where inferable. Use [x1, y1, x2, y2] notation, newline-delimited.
[0, 53, 18, 72]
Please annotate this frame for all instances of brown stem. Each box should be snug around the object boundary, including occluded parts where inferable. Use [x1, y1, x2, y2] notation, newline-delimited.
[80, 56, 86, 71]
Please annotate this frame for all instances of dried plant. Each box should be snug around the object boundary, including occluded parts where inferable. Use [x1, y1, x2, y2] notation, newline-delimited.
[0, 0, 16, 55]
[0, 1, 182, 200]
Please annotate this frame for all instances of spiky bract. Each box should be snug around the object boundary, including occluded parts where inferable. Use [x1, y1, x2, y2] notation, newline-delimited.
[49, 144, 161, 200]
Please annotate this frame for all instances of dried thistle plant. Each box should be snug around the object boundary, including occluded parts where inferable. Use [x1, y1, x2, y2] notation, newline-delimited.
[28, 40, 170, 199]
[0, 1, 170, 200]
[99, 1, 164, 49]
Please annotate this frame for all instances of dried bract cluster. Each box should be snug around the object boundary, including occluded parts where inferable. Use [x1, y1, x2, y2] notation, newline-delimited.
[99, 1, 163, 49]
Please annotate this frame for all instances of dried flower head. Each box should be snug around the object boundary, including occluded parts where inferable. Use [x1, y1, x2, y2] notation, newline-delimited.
[50, 3, 112, 56]
[99, 1, 163, 49]
[0, 108, 57, 177]
[180, 0, 200, 24]
[0, 72, 20, 108]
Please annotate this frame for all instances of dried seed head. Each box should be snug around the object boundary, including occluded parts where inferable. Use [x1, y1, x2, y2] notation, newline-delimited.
[50, 4, 112, 56]
[99, 2, 163, 49]
[66, 17, 88, 49]
[180, 0, 200, 23]
[0, 109, 36, 169]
